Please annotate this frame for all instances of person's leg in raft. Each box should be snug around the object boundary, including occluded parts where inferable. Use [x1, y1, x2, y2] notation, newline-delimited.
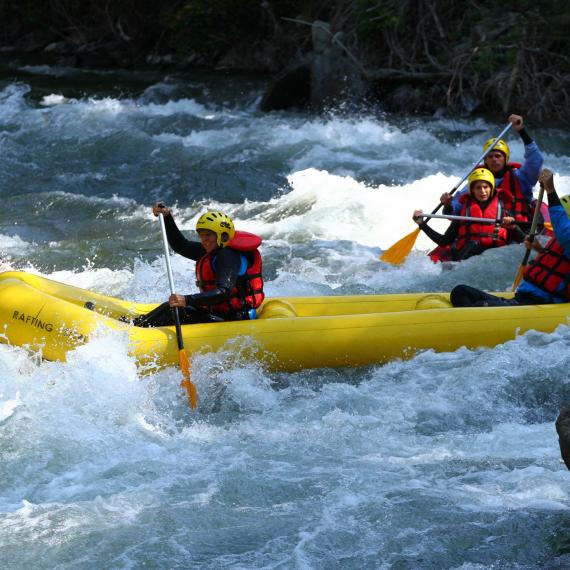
[450, 284, 518, 307]
[180, 306, 225, 324]
[513, 291, 553, 305]
[133, 303, 224, 327]
[133, 302, 173, 327]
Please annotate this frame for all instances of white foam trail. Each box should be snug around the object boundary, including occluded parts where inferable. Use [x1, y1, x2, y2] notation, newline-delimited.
[4, 82, 568, 184]
[149, 167, 450, 251]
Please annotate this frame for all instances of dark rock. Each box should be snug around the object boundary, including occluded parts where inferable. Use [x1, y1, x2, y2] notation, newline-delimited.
[260, 20, 363, 112]
[259, 62, 311, 111]
[556, 405, 570, 470]
[310, 48, 362, 109]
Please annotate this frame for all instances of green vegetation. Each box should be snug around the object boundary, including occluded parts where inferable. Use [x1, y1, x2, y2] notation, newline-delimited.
[352, 0, 570, 120]
[165, 0, 299, 54]
[1, 0, 569, 121]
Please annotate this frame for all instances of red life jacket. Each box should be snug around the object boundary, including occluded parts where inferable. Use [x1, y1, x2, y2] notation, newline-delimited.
[498, 162, 531, 222]
[195, 231, 265, 314]
[454, 189, 511, 252]
[523, 237, 570, 300]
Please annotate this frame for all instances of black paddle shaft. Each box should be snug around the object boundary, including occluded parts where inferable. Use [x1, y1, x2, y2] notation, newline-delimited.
[172, 307, 185, 351]
[428, 123, 514, 217]
[519, 182, 546, 268]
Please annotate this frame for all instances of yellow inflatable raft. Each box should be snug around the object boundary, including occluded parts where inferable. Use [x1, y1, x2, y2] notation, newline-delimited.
[1, 270, 569, 372]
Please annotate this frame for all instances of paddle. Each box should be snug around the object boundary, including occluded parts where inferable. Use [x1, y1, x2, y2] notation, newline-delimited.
[380, 122, 514, 264]
[158, 212, 198, 409]
[511, 181, 546, 291]
[416, 213, 505, 224]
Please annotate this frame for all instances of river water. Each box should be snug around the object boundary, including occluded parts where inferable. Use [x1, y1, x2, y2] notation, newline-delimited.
[2, 59, 570, 569]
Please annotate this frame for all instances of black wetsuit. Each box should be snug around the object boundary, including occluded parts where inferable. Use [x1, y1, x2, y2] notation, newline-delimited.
[134, 215, 249, 327]
[450, 284, 546, 307]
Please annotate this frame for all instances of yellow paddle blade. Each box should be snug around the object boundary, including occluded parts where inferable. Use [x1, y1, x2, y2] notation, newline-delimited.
[178, 348, 198, 409]
[380, 228, 420, 265]
[511, 264, 525, 292]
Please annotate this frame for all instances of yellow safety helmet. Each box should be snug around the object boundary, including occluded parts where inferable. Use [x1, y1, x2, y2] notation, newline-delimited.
[483, 138, 510, 163]
[468, 167, 495, 196]
[195, 211, 235, 247]
[561, 195, 570, 218]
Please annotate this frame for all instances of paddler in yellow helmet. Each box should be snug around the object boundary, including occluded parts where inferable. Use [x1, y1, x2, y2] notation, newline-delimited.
[134, 204, 264, 326]
[413, 167, 516, 262]
[441, 114, 544, 231]
[451, 168, 570, 306]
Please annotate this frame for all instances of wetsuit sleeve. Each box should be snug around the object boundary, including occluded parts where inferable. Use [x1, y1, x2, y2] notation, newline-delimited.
[184, 248, 242, 306]
[419, 220, 459, 247]
[548, 191, 562, 208]
[518, 128, 532, 146]
[164, 215, 204, 261]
